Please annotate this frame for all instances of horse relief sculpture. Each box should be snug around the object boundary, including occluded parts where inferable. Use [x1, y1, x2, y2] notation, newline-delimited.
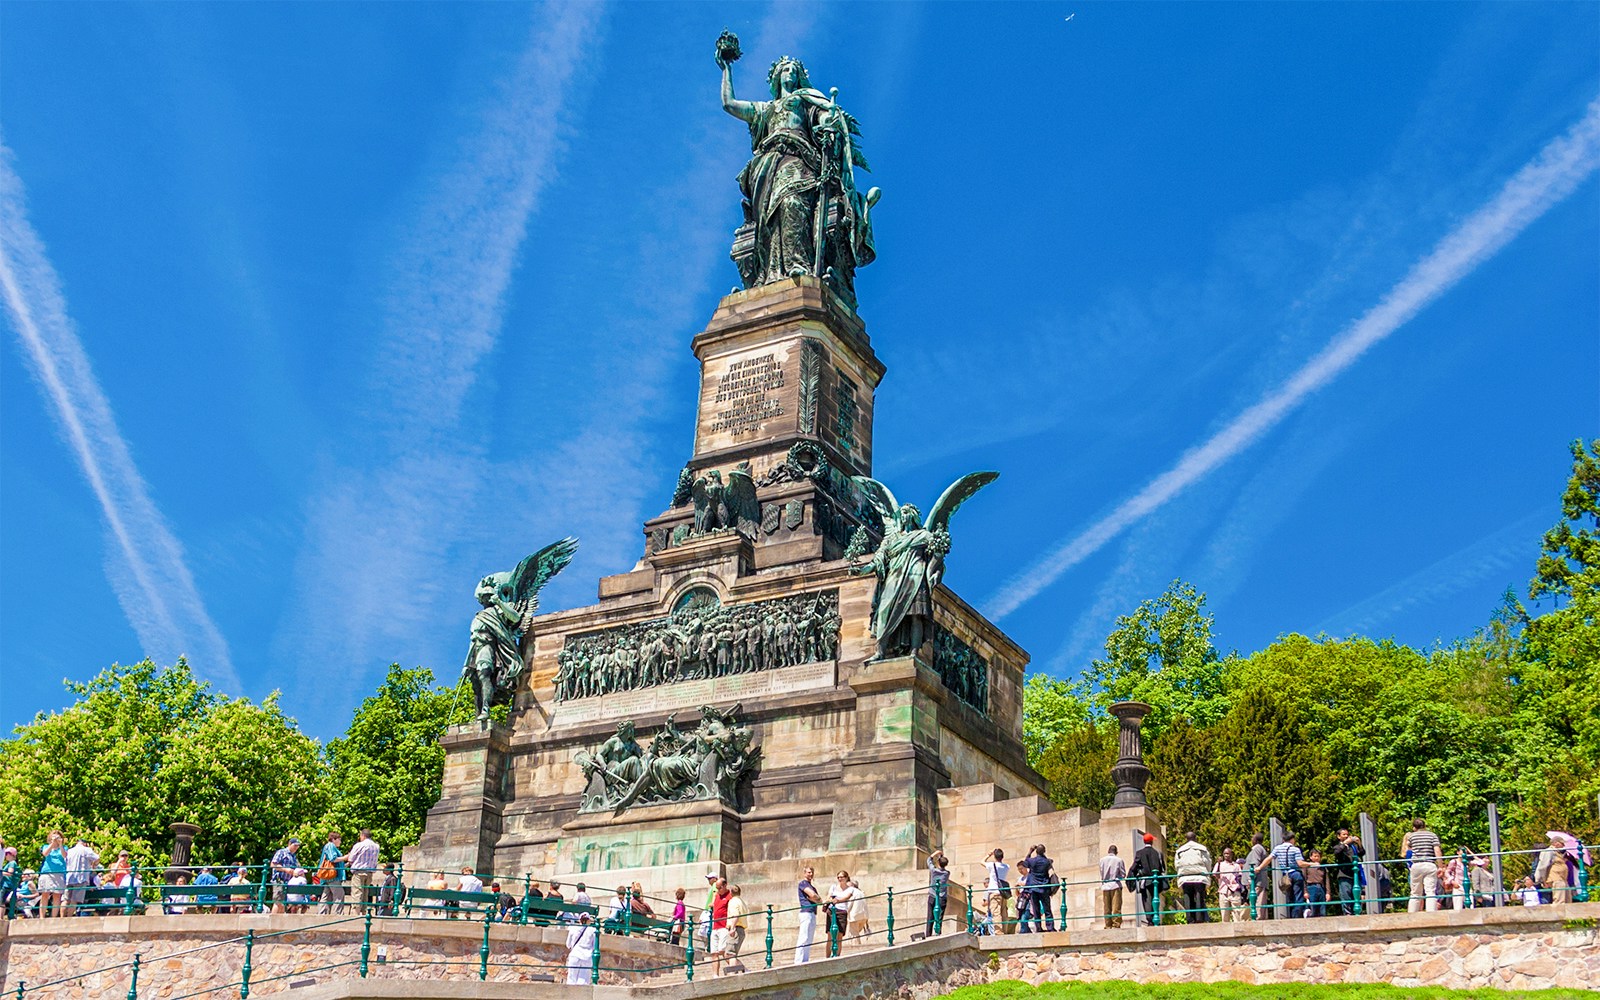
[574, 706, 761, 813]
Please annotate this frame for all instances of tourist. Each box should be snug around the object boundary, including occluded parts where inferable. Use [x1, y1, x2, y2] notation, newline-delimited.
[346, 830, 380, 912]
[1, 847, 19, 917]
[163, 873, 193, 915]
[223, 864, 252, 914]
[1098, 844, 1126, 929]
[17, 871, 40, 918]
[924, 851, 951, 938]
[1174, 832, 1213, 923]
[457, 868, 486, 913]
[193, 866, 220, 913]
[1017, 844, 1056, 933]
[604, 884, 629, 930]
[670, 888, 687, 944]
[723, 884, 748, 974]
[1302, 850, 1328, 917]
[570, 882, 592, 924]
[1402, 818, 1442, 912]
[490, 881, 517, 921]
[847, 878, 870, 943]
[108, 851, 133, 890]
[425, 871, 448, 918]
[710, 879, 732, 973]
[1270, 833, 1306, 920]
[38, 830, 68, 918]
[565, 912, 597, 984]
[291, 868, 317, 913]
[1517, 876, 1542, 907]
[65, 838, 100, 915]
[1129, 834, 1165, 927]
[1332, 829, 1364, 915]
[379, 864, 400, 916]
[317, 833, 349, 914]
[269, 837, 300, 914]
[1469, 856, 1497, 907]
[1244, 833, 1271, 920]
[1534, 835, 1568, 904]
[629, 882, 656, 929]
[983, 847, 1012, 934]
[1214, 847, 1247, 922]
[794, 865, 821, 964]
[827, 870, 857, 954]
[700, 870, 719, 947]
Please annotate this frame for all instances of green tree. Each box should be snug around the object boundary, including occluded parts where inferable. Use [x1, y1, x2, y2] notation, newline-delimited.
[1035, 721, 1116, 812]
[0, 660, 327, 868]
[323, 664, 472, 857]
[1208, 688, 1343, 853]
[1080, 580, 1232, 739]
[1145, 718, 1223, 846]
[1020, 674, 1093, 768]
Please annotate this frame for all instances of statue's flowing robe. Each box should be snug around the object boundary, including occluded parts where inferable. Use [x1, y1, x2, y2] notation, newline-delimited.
[739, 94, 825, 284]
[467, 604, 522, 702]
[870, 528, 935, 645]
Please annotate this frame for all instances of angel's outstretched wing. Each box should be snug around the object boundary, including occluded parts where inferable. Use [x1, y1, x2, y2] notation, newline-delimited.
[508, 537, 580, 605]
[925, 472, 998, 533]
[850, 476, 901, 532]
[726, 464, 761, 534]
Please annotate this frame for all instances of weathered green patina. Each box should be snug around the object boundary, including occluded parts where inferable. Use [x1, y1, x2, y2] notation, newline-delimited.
[460, 537, 578, 720]
[849, 473, 998, 659]
[716, 30, 880, 308]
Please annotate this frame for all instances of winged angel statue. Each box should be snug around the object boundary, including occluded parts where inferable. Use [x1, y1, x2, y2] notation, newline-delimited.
[461, 537, 579, 720]
[849, 473, 998, 659]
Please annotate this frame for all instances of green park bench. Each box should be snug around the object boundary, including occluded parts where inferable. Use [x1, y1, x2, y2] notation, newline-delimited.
[354, 883, 406, 916]
[520, 895, 598, 926]
[77, 885, 142, 915]
[612, 911, 678, 942]
[403, 887, 499, 919]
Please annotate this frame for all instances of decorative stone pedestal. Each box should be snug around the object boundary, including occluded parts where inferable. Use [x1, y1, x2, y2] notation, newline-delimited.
[406, 721, 512, 878]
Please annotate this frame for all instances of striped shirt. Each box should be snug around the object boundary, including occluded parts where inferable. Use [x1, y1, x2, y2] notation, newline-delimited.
[1407, 830, 1441, 864]
[1271, 842, 1304, 876]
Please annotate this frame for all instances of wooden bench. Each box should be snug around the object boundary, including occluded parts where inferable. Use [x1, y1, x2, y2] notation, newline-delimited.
[404, 888, 499, 919]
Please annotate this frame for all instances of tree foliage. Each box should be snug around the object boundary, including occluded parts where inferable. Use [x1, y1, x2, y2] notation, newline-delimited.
[1025, 441, 1600, 863]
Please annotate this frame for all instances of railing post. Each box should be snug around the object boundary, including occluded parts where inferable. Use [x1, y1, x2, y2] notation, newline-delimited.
[965, 884, 974, 934]
[479, 909, 491, 980]
[1153, 881, 1162, 926]
[126, 953, 140, 1000]
[685, 914, 694, 982]
[1248, 870, 1257, 921]
[13, 980, 23, 999]
[1058, 881, 1068, 927]
[360, 911, 372, 977]
[521, 874, 532, 925]
[124, 866, 139, 916]
[259, 858, 272, 913]
[1578, 852, 1591, 904]
[764, 904, 774, 969]
[886, 887, 895, 945]
[828, 901, 838, 956]
[240, 929, 254, 999]
[591, 923, 601, 983]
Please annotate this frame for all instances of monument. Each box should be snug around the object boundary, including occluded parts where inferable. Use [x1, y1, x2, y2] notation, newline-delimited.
[407, 32, 1058, 928]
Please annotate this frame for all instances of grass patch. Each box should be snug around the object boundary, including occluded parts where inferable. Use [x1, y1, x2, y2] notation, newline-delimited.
[944, 982, 1592, 1000]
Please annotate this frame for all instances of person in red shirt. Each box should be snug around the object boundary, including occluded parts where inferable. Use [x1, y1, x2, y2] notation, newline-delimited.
[709, 879, 732, 976]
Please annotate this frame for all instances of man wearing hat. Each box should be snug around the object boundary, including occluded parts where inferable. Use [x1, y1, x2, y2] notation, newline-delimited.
[269, 837, 301, 914]
[1128, 833, 1166, 926]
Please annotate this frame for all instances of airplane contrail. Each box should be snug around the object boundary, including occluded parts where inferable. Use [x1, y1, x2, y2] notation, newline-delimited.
[984, 96, 1600, 623]
[0, 146, 239, 688]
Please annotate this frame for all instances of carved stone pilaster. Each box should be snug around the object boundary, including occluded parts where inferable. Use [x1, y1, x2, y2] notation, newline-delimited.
[1109, 700, 1152, 808]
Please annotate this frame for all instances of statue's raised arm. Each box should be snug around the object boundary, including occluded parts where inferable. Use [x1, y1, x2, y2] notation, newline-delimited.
[716, 30, 758, 122]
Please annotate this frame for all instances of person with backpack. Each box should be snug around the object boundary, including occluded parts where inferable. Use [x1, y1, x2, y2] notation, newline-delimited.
[1128, 834, 1166, 926]
[1174, 833, 1213, 923]
[982, 848, 1012, 934]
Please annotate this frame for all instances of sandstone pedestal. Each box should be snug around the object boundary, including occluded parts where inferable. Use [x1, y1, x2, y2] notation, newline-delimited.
[411, 278, 1049, 938]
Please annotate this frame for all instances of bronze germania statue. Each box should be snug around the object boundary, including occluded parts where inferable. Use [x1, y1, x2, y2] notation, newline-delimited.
[716, 30, 879, 308]
[461, 537, 578, 720]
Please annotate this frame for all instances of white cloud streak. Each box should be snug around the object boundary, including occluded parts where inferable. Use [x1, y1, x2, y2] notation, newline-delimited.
[277, 2, 604, 676]
[0, 146, 238, 689]
[984, 96, 1600, 623]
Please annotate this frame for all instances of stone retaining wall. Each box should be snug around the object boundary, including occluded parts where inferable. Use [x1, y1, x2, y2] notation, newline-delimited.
[3, 903, 1596, 999]
[0, 914, 682, 998]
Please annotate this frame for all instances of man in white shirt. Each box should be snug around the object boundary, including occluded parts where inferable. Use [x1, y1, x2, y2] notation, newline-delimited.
[345, 830, 381, 911]
[65, 839, 100, 915]
[1098, 844, 1127, 928]
[983, 848, 1012, 933]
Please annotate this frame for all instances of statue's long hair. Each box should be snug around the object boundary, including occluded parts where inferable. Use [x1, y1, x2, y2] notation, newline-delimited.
[767, 56, 811, 98]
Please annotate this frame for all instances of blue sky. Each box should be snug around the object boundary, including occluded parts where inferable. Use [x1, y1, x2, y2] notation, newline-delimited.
[2, 2, 1596, 741]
